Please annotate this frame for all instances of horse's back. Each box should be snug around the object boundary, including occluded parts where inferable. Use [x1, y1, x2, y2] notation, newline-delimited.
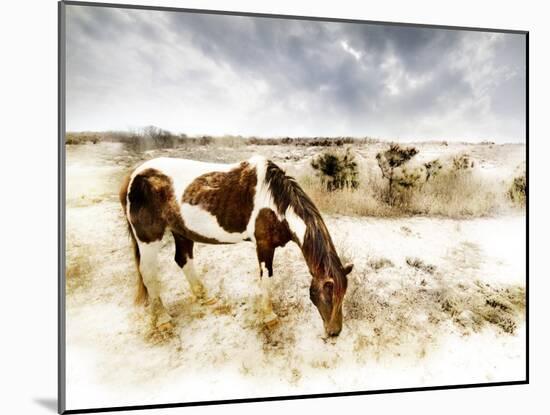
[130, 157, 236, 200]
[125, 156, 268, 244]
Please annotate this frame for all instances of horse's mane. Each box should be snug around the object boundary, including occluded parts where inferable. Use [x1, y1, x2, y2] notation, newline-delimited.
[264, 160, 347, 295]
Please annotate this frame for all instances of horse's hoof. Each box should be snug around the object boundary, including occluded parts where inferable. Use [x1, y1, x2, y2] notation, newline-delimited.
[264, 317, 279, 329]
[157, 321, 174, 331]
[202, 297, 217, 306]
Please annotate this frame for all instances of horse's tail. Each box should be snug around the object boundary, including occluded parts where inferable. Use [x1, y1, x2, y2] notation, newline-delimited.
[120, 172, 149, 305]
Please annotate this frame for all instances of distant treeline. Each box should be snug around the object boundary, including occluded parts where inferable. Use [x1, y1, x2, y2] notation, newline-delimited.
[65, 126, 381, 148]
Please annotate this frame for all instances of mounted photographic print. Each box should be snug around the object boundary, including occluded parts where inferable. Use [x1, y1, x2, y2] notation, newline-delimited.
[59, 1, 528, 413]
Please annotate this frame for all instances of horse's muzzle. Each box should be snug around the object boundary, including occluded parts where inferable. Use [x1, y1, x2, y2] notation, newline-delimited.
[325, 324, 342, 337]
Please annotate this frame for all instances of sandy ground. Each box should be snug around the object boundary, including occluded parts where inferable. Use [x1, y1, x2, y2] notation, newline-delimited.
[64, 142, 526, 410]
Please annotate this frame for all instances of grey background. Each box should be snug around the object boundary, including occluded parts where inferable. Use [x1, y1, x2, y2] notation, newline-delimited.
[65, 5, 526, 143]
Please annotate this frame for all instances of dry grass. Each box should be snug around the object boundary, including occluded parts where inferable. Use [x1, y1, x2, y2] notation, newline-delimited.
[299, 166, 508, 218]
[435, 281, 525, 334]
[300, 173, 398, 217]
[65, 246, 93, 295]
[345, 265, 525, 360]
[408, 170, 504, 217]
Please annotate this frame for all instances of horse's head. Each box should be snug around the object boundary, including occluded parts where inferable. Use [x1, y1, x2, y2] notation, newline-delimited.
[309, 262, 353, 337]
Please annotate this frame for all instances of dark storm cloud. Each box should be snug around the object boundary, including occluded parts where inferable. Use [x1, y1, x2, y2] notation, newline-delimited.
[65, 5, 526, 142]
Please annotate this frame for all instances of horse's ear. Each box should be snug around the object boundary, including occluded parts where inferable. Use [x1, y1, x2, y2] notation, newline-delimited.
[343, 263, 354, 275]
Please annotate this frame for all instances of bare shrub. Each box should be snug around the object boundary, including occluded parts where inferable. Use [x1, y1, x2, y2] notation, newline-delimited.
[302, 152, 501, 218]
[247, 136, 379, 146]
[406, 257, 436, 274]
[141, 125, 177, 148]
[197, 135, 213, 145]
[66, 131, 381, 150]
[390, 166, 426, 208]
[376, 144, 419, 205]
[368, 257, 394, 271]
[424, 159, 443, 182]
[311, 148, 359, 191]
[307, 137, 357, 147]
[508, 171, 526, 206]
[66, 127, 190, 150]
[247, 137, 286, 145]
[452, 153, 475, 170]
[66, 132, 100, 145]
[67, 127, 186, 150]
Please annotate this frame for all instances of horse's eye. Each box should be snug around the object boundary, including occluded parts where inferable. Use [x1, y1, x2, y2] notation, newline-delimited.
[323, 281, 334, 298]
[309, 286, 319, 303]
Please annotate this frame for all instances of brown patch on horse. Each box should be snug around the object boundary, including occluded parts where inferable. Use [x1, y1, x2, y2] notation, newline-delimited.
[120, 172, 148, 304]
[173, 231, 194, 268]
[128, 168, 174, 243]
[182, 162, 257, 233]
[127, 168, 225, 245]
[254, 208, 293, 276]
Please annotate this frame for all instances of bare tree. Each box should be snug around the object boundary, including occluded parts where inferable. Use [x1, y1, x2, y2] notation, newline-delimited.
[376, 144, 418, 205]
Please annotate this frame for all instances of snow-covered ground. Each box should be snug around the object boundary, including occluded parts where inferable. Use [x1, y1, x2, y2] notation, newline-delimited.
[64, 142, 526, 411]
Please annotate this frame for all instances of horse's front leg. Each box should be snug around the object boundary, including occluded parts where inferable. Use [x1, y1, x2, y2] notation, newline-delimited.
[259, 269, 278, 327]
[256, 244, 279, 327]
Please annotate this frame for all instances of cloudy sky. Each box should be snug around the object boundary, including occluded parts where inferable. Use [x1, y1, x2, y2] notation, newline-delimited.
[65, 5, 526, 142]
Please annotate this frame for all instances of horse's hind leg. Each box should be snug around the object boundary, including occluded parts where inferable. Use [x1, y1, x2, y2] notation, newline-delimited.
[173, 232, 216, 305]
[137, 240, 173, 330]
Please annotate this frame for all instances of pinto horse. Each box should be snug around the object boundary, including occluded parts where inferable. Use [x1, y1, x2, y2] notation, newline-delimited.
[120, 155, 352, 336]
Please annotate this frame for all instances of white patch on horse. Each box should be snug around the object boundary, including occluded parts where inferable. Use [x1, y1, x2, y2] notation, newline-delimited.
[245, 156, 307, 245]
[246, 156, 280, 241]
[285, 207, 307, 245]
[181, 203, 247, 243]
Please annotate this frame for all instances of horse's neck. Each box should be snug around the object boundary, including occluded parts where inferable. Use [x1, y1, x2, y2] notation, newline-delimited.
[283, 207, 307, 246]
[287, 214, 336, 277]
